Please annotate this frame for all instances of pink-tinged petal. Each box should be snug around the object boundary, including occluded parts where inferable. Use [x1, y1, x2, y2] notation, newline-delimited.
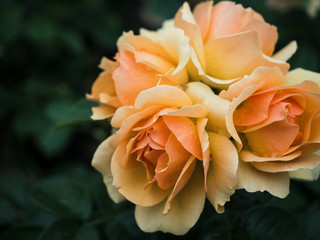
[91, 105, 115, 120]
[150, 118, 171, 146]
[111, 141, 170, 206]
[197, 118, 210, 187]
[113, 51, 159, 106]
[284, 68, 320, 87]
[163, 156, 197, 214]
[92, 137, 125, 203]
[289, 163, 320, 181]
[163, 115, 203, 159]
[135, 165, 205, 235]
[309, 112, 320, 141]
[234, 91, 276, 126]
[245, 120, 299, 157]
[204, 31, 288, 81]
[226, 84, 261, 147]
[273, 41, 297, 62]
[240, 150, 302, 163]
[167, 104, 208, 118]
[193, 1, 212, 41]
[237, 160, 289, 198]
[251, 153, 320, 173]
[134, 85, 192, 110]
[110, 106, 162, 148]
[206, 2, 263, 41]
[206, 132, 238, 213]
[155, 134, 192, 190]
[186, 82, 230, 136]
[241, 19, 278, 56]
[174, 2, 206, 68]
[220, 66, 284, 101]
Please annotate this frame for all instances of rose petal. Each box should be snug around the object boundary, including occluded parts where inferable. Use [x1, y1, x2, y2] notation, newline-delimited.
[135, 165, 205, 235]
[163, 156, 197, 214]
[289, 163, 320, 181]
[273, 41, 297, 62]
[91, 105, 115, 120]
[111, 140, 170, 206]
[167, 104, 208, 118]
[245, 119, 299, 157]
[240, 149, 302, 162]
[113, 51, 160, 106]
[237, 160, 289, 198]
[163, 115, 203, 159]
[251, 153, 320, 173]
[206, 132, 238, 213]
[92, 137, 125, 203]
[134, 85, 192, 110]
[204, 31, 288, 81]
[186, 82, 230, 136]
[284, 68, 320, 87]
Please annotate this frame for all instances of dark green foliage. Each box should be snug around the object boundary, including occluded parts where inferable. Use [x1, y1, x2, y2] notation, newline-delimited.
[1, 0, 320, 239]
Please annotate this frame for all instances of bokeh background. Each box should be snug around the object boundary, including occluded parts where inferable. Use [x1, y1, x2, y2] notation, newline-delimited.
[1, 0, 320, 239]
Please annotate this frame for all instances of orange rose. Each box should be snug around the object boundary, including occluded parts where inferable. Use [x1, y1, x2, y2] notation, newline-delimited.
[221, 67, 320, 197]
[174, 1, 297, 89]
[87, 23, 192, 120]
[92, 85, 238, 235]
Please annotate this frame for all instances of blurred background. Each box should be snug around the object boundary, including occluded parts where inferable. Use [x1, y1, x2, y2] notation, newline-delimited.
[0, 0, 320, 239]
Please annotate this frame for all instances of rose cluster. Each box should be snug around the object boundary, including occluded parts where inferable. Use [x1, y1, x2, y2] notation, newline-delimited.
[87, 1, 320, 235]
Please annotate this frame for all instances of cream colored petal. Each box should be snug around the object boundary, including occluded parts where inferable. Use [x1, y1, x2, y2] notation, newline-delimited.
[273, 41, 297, 61]
[111, 141, 170, 206]
[91, 105, 115, 120]
[289, 163, 320, 181]
[251, 153, 320, 173]
[284, 68, 320, 87]
[157, 26, 191, 83]
[167, 104, 207, 118]
[135, 165, 205, 235]
[98, 56, 115, 71]
[174, 2, 206, 68]
[117, 31, 172, 61]
[197, 118, 210, 187]
[134, 85, 192, 109]
[92, 137, 125, 203]
[186, 82, 230, 136]
[110, 106, 137, 128]
[206, 132, 238, 213]
[237, 160, 289, 198]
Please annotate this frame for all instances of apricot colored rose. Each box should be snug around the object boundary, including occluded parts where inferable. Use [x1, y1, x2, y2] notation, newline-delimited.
[87, 23, 191, 120]
[92, 85, 238, 235]
[221, 67, 320, 198]
[174, 1, 297, 89]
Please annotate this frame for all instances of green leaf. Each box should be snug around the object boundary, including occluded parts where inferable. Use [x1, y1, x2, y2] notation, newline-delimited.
[29, 177, 92, 219]
[52, 98, 96, 130]
[243, 206, 305, 240]
[38, 217, 99, 240]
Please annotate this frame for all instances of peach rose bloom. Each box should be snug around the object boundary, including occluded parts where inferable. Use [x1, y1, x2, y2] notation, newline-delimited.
[92, 85, 238, 235]
[174, 1, 297, 89]
[87, 23, 192, 120]
[220, 67, 320, 197]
